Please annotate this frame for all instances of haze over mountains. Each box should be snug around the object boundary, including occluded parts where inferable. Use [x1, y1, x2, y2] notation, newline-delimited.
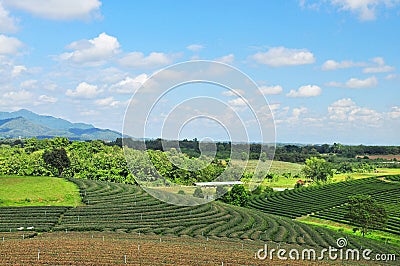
[0, 109, 121, 141]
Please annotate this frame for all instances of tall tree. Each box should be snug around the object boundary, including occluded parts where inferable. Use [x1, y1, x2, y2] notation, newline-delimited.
[221, 184, 249, 207]
[302, 157, 333, 181]
[43, 148, 71, 177]
[345, 195, 388, 237]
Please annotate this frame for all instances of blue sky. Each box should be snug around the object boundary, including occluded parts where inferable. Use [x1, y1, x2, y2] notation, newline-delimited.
[0, 0, 399, 144]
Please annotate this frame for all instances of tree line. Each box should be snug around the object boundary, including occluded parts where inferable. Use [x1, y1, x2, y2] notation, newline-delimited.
[113, 138, 400, 163]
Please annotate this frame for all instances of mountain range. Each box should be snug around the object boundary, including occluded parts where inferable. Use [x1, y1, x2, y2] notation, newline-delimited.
[0, 109, 121, 141]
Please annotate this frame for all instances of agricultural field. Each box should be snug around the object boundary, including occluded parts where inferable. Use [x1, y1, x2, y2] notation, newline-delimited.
[332, 168, 400, 182]
[0, 231, 376, 265]
[0, 176, 81, 207]
[309, 176, 400, 236]
[1, 177, 398, 261]
[233, 159, 303, 175]
[249, 175, 400, 243]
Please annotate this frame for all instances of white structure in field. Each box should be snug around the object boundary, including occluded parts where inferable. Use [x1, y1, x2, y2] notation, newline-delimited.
[194, 181, 243, 187]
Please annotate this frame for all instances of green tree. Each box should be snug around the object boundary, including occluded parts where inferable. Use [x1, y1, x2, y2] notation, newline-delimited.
[221, 184, 249, 207]
[302, 157, 333, 182]
[345, 195, 388, 237]
[43, 148, 71, 177]
[193, 187, 204, 198]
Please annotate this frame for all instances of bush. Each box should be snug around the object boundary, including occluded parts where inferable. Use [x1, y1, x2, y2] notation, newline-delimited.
[193, 187, 204, 198]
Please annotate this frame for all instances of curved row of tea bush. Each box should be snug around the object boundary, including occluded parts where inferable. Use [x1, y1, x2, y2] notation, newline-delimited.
[52, 178, 398, 254]
[248, 177, 400, 219]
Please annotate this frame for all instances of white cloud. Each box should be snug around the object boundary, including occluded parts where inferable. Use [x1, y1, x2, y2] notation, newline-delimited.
[269, 103, 281, 111]
[228, 97, 247, 107]
[330, 0, 399, 21]
[215, 54, 234, 64]
[59, 32, 120, 66]
[3, 0, 101, 20]
[328, 97, 382, 125]
[118, 52, 176, 69]
[109, 74, 148, 94]
[228, 97, 249, 111]
[0, 34, 23, 54]
[388, 106, 400, 119]
[37, 94, 58, 104]
[251, 46, 315, 67]
[345, 76, 377, 88]
[80, 109, 99, 116]
[327, 76, 378, 88]
[94, 96, 121, 107]
[259, 85, 283, 95]
[222, 89, 245, 96]
[286, 85, 321, 97]
[186, 44, 204, 52]
[292, 107, 308, 119]
[0, 2, 18, 33]
[324, 81, 343, 87]
[20, 79, 38, 89]
[322, 59, 366, 70]
[363, 57, 395, 73]
[66, 82, 102, 98]
[0, 90, 32, 107]
[11, 65, 27, 77]
[385, 74, 398, 80]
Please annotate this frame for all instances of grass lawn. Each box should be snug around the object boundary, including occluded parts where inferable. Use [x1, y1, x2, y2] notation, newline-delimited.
[0, 176, 81, 207]
[297, 215, 400, 248]
[333, 168, 400, 182]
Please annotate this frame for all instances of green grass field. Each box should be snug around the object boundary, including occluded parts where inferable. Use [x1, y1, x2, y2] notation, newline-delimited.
[0, 176, 81, 207]
[333, 168, 400, 182]
[232, 159, 303, 175]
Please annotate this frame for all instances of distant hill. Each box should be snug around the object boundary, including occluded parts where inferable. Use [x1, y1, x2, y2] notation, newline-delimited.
[0, 109, 121, 141]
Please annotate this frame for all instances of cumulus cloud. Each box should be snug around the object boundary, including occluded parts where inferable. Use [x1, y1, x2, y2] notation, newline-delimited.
[286, 85, 321, 97]
[328, 98, 382, 125]
[251, 46, 315, 67]
[215, 54, 234, 64]
[0, 2, 18, 33]
[11, 65, 27, 77]
[259, 85, 283, 95]
[322, 59, 366, 70]
[186, 44, 204, 52]
[228, 97, 249, 111]
[330, 0, 399, 21]
[38, 94, 58, 103]
[0, 90, 32, 107]
[222, 89, 245, 97]
[385, 74, 398, 80]
[326, 76, 378, 88]
[388, 106, 400, 119]
[118, 52, 176, 69]
[59, 32, 120, 66]
[228, 97, 247, 107]
[363, 57, 395, 73]
[20, 79, 38, 89]
[109, 74, 148, 94]
[292, 107, 308, 119]
[66, 82, 102, 98]
[3, 0, 102, 20]
[345, 76, 377, 88]
[0, 34, 23, 54]
[94, 96, 121, 107]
